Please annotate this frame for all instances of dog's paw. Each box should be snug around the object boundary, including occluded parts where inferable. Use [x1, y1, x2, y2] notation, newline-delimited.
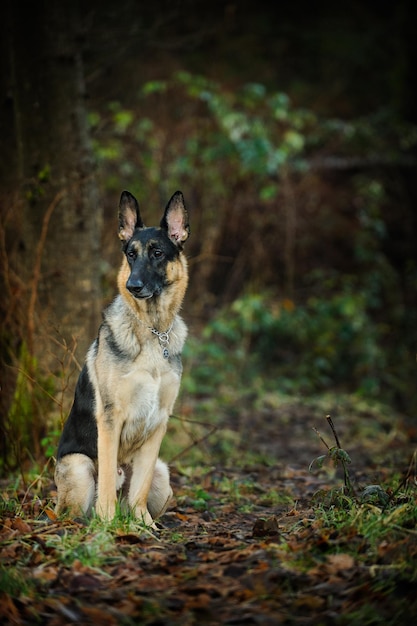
[135, 506, 155, 528]
[96, 498, 117, 520]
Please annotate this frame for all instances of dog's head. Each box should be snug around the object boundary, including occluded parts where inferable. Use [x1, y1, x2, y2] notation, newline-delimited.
[118, 191, 190, 300]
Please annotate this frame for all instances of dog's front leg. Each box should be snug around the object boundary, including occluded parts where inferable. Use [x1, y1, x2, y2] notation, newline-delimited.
[96, 419, 121, 519]
[129, 424, 166, 527]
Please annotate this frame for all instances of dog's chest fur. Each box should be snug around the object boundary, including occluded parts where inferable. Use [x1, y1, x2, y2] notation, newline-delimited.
[88, 294, 187, 460]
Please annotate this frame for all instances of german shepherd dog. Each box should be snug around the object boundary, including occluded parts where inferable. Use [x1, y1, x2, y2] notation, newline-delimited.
[54, 190, 190, 526]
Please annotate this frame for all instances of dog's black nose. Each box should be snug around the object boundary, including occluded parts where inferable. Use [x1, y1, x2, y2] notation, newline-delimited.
[126, 279, 145, 297]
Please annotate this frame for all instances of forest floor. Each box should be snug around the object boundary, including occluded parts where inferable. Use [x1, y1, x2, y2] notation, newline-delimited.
[1, 393, 417, 625]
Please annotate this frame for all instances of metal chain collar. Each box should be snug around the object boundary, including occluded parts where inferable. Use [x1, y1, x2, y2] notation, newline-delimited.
[149, 323, 173, 359]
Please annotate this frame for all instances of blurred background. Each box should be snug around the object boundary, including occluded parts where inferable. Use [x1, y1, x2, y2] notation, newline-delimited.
[1, 0, 416, 473]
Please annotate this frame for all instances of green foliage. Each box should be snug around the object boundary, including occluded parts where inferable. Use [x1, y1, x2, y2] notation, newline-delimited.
[92, 71, 416, 199]
[313, 492, 417, 558]
[5, 344, 56, 472]
[183, 280, 400, 403]
[40, 430, 61, 460]
[178, 486, 212, 512]
[307, 417, 417, 573]
[0, 566, 35, 598]
[24, 164, 51, 203]
[46, 525, 121, 568]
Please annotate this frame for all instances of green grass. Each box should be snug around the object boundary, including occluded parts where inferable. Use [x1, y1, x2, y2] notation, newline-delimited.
[0, 565, 36, 597]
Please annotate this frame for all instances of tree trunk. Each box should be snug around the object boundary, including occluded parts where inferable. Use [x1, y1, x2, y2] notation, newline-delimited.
[0, 1, 102, 466]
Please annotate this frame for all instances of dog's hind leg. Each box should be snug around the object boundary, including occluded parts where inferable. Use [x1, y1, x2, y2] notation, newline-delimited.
[147, 458, 173, 520]
[54, 453, 96, 516]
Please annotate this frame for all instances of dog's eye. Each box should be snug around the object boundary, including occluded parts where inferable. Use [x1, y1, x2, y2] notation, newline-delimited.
[151, 248, 164, 259]
[127, 249, 136, 260]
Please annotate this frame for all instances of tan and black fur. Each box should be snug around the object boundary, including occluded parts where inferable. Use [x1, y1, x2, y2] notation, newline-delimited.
[54, 190, 190, 526]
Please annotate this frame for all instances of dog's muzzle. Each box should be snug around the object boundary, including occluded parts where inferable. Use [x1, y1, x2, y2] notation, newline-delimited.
[126, 280, 153, 299]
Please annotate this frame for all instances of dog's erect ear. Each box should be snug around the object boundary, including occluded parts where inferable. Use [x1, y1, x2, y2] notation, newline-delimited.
[160, 191, 190, 247]
[118, 191, 143, 243]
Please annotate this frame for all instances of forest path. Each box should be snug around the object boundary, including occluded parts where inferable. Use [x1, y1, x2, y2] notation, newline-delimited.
[1, 401, 416, 625]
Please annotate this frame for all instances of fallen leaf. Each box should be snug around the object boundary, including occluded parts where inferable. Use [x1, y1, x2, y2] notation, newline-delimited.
[68, 573, 103, 592]
[0, 542, 21, 561]
[252, 516, 280, 538]
[12, 517, 31, 534]
[44, 508, 58, 522]
[82, 606, 119, 625]
[326, 553, 355, 572]
[115, 532, 143, 544]
[0, 593, 20, 622]
[294, 594, 326, 609]
[33, 565, 60, 582]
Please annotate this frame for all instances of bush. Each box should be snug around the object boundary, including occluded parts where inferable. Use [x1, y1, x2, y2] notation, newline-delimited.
[184, 281, 402, 403]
